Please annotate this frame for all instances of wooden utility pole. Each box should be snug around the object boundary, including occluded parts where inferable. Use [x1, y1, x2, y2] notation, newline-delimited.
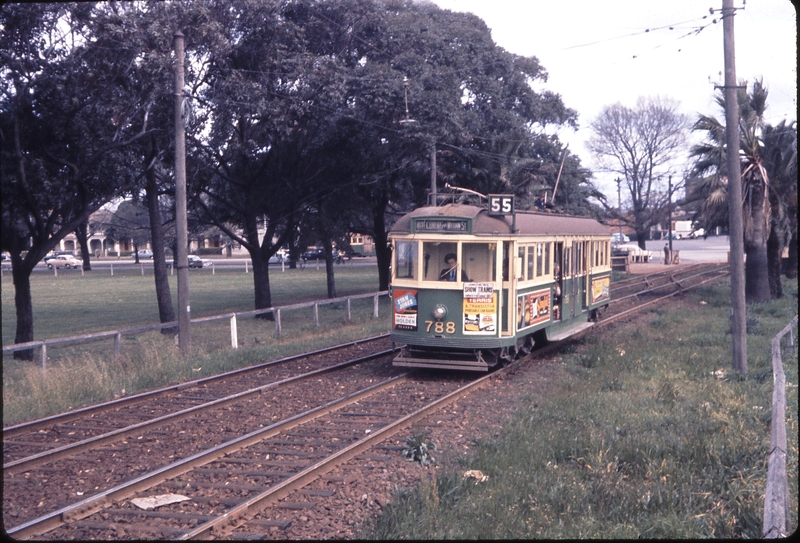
[430, 140, 437, 199]
[722, 0, 747, 373]
[174, 30, 190, 356]
[668, 175, 673, 257]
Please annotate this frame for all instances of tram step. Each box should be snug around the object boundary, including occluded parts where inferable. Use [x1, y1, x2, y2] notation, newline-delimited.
[393, 351, 490, 372]
[547, 321, 594, 342]
[393, 357, 490, 371]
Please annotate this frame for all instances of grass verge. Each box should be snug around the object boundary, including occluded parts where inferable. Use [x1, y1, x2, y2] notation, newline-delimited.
[366, 278, 798, 539]
[2, 264, 387, 425]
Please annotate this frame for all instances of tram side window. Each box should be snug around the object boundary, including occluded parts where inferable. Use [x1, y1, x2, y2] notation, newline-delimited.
[395, 241, 418, 279]
[518, 246, 525, 280]
[536, 243, 543, 277]
[462, 242, 494, 282]
[527, 246, 534, 280]
[544, 242, 551, 276]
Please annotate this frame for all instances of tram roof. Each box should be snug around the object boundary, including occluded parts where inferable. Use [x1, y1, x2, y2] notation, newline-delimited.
[391, 204, 609, 236]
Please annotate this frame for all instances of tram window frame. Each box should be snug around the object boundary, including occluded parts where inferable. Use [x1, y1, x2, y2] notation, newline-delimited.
[395, 240, 418, 280]
[517, 246, 525, 280]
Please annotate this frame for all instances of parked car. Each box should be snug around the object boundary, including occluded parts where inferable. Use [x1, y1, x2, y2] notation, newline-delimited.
[688, 228, 706, 239]
[188, 255, 212, 268]
[612, 243, 652, 261]
[301, 248, 326, 260]
[610, 233, 630, 245]
[1, 252, 9, 261]
[132, 249, 153, 259]
[268, 253, 284, 264]
[46, 254, 81, 269]
[44, 250, 75, 264]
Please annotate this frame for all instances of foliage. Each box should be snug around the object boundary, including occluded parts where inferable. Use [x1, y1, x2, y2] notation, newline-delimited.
[402, 433, 437, 467]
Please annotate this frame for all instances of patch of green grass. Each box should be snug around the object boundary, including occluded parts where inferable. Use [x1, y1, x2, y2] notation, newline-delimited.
[367, 278, 798, 539]
[2, 264, 389, 424]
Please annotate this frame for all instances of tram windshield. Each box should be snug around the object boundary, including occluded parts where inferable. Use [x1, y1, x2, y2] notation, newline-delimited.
[418, 241, 495, 282]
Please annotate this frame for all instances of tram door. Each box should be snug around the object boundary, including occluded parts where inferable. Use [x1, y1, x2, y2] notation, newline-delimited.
[554, 243, 564, 322]
[566, 243, 577, 319]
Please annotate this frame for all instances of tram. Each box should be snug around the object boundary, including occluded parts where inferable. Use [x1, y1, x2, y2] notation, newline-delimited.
[389, 192, 611, 371]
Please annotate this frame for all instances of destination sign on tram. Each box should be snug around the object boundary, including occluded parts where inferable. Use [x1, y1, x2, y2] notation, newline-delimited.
[414, 219, 469, 232]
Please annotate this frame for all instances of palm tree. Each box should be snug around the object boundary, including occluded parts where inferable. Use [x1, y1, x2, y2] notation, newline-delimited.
[762, 120, 798, 292]
[690, 80, 795, 302]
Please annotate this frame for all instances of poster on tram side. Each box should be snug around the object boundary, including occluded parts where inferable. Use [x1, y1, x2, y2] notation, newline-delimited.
[516, 288, 551, 331]
[591, 276, 610, 304]
[463, 283, 497, 334]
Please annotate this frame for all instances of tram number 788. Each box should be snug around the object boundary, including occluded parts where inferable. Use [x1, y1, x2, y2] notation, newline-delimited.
[425, 320, 456, 334]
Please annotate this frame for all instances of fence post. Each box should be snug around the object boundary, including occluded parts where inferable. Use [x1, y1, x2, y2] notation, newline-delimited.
[212, 262, 215, 276]
[230, 314, 238, 349]
[54, 266, 58, 277]
[314, 303, 319, 326]
[114, 333, 122, 362]
[141, 263, 144, 276]
[40, 343, 47, 370]
[245, 260, 248, 274]
[111, 263, 114, 276]
[275, 308, 281, 338]
[346, 298, 351, 322]
[81, 267, 85, 277]
[373, 294, 379, 318]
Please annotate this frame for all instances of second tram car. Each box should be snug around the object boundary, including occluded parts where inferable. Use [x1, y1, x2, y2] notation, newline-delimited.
[389, 193, 611, 371]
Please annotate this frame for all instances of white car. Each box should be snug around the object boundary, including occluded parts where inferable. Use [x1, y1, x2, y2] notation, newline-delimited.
[186, 255, 212, 268]
[611, 233, 630, 245]
[613, 243, 652, 261]
[46, 254, 81, 269]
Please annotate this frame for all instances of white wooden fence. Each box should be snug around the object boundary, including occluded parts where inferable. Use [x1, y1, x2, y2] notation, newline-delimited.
[763, 314, 798, 538]
[2, 291, 389, 369]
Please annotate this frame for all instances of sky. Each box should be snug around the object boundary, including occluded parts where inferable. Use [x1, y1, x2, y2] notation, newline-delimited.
[431, 0, 797, 196]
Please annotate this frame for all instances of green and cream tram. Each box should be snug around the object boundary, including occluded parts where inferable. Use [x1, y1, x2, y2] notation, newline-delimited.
[389, 194, 611, 371]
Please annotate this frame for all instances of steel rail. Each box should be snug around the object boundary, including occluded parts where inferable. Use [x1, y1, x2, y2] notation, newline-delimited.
[179, 370, 500, 539]
[609, 263, 714, 294]
[3, 333, 390, 438]
[609, 265, 728, 305]
[4, 347, 398, 475]
[602, 268, 729, 325]
[6, 371, 410, 540]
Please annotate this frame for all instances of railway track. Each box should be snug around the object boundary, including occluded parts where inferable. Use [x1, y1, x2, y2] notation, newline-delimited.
[3, 265, 729, 539]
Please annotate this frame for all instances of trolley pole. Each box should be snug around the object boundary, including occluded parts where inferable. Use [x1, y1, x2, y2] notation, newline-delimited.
[174, 30, 190, 356]
[722, 0, 747, 373]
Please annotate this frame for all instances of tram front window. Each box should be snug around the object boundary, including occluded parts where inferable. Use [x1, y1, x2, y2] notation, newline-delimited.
[395, 241, 418, 279]
[422, 242, 457, 281]
[462, 243, 494, 282]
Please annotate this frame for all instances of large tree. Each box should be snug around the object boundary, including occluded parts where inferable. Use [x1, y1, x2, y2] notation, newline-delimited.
[588, 97, 690, 248]
[0, 4, 155, 358]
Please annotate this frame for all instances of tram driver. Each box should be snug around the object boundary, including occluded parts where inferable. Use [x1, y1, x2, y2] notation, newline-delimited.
[439, 253, 469, 282]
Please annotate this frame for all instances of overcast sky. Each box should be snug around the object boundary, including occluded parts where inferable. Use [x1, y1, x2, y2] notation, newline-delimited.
[431, 0, 797, 195]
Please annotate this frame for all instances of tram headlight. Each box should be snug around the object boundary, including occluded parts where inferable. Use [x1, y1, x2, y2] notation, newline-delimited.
[431, 304, 448, 321]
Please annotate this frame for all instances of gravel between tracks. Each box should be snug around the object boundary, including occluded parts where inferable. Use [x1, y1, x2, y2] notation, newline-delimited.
[240, 292, 704, 540]
[234, 354, 567, 540]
